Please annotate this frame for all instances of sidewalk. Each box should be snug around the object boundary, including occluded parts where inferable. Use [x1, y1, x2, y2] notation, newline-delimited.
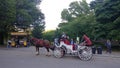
[94, 51, 120, 58]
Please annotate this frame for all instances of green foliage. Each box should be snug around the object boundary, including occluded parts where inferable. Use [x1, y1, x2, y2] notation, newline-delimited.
[43, 30, 56, 41]
[0, 0, 44, 44]
[32, 25, 43, 39]
[61, 0, 91, 22]
[0, 0, 16, 32]
[15, 0, 44, 30]
[43, 0, 120, 48]
[61, 9, 73, 22]
[0, 0, 44, 32]
[94, 0, 120, 40]
[59, 0, 97, 41]
[31, 12, 45, 39]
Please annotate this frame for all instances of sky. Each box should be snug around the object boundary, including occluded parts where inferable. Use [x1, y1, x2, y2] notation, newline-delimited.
[40, 0, 92, 31]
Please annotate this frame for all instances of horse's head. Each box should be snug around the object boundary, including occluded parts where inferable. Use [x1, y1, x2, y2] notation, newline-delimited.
[30, 38, 38, 45]
[31, 38, 38, 42]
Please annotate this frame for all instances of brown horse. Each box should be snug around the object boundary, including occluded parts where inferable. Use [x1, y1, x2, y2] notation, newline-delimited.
[30, 38, 54, 56]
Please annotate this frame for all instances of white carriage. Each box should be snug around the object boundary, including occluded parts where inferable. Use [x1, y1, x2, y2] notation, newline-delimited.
[53, 41, 93, 61]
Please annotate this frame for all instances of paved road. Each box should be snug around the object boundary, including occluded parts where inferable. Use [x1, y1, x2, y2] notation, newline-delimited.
[0, 46, 120, 68]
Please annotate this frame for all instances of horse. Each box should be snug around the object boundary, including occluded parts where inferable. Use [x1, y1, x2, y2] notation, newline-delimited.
[30, 38, 55, 56]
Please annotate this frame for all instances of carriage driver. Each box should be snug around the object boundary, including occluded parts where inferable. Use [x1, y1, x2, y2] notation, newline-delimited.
[81, 33, 92, 46]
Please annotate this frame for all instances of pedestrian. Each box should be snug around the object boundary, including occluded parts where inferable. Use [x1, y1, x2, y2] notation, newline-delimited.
[105, 39, 112, 54]
[15, 36, 20, 48]
[7, 39, 11, 48]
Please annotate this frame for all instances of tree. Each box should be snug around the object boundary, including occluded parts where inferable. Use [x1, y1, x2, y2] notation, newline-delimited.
[43, 30, 55, 41]
[61, 0, 91, 22]
[94, 0, 120, 39]
[0, 0, 45, 45]
[15, 0, 43, 31]
[59, 0, 97, 40]
[15, 0, 45, 38]
[32, 12, 45, 39]
[61, 9, 73, 22]
[0, 0, 16, 32]
[0, 0, 16, 44]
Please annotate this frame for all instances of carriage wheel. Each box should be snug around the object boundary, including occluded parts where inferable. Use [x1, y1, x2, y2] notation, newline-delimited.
[53, 47, 64, 58]
[78, 46, 92, 61]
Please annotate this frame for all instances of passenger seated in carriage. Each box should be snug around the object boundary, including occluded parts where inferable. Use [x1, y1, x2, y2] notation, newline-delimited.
[54, 38, 59, 46]
[60, 32, 77, 50]
[61, 32, 70, 45]
[70, 38, 77, 50]
[60, 36, 70, 45]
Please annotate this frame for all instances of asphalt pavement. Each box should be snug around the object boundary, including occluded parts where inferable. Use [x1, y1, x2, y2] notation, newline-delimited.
[0, 46, 120, 68]
[94, 51, 120, 58]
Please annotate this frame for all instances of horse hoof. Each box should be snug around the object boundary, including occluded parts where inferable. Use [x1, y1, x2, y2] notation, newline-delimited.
[46, 54, 49, 56]
[36, 53, 39, 55]
[46, 54, 51, 56]
[36, 52, 39, 55]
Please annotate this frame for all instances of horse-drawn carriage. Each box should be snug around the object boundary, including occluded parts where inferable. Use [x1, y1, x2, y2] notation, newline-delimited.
[31, 37, 93, 61]
[53, 40, 93, 61]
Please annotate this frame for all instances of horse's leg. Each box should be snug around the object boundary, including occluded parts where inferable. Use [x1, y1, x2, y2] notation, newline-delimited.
[36, 46, 39, 55]
[38, 47, 39, 54]
[45, 47, 50, 56]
